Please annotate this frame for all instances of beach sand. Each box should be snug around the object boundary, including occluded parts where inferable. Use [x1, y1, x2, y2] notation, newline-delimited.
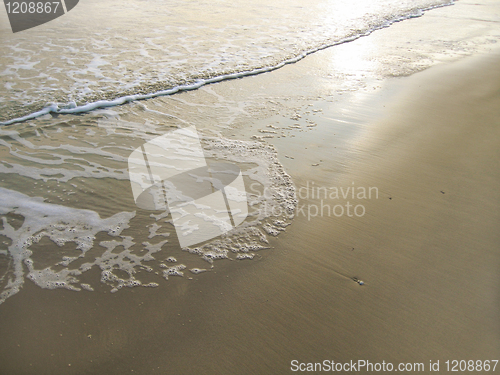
[0, 1, 499, 374]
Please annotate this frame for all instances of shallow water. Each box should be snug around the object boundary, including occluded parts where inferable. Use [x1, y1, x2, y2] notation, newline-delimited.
[0, 0, 452, 123]
[0, 0, 461, 306]
[0, 110, 301, 304]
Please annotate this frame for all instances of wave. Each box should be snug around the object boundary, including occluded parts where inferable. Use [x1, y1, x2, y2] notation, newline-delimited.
[0, 0, 454, 126]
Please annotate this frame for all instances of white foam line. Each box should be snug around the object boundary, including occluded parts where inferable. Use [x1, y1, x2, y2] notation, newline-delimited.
[0, 1, 454, 127]
[1, 104, 59, 125]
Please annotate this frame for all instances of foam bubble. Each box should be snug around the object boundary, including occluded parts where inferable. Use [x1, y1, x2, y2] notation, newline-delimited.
[236, 254, 254, 260]
[0, 187, 135, 304]
[162, 264, 186, 280]
[189, 268, 207, 274]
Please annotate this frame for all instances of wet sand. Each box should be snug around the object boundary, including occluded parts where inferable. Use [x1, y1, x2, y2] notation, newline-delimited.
[1, 2, 499, 374]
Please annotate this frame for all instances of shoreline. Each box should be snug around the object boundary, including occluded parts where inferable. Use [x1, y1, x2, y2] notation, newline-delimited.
[0, 1, 499, 374]
[0, 1, 456, 126]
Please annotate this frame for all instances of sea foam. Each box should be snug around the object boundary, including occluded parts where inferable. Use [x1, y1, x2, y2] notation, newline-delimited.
[0, 130, 296, 304]
[0, 0, 455, 126]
